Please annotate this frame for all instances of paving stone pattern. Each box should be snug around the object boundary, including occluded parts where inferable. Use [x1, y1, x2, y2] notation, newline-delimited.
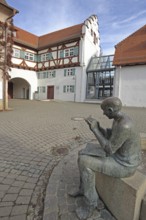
[0, 99, 145, 220]
[43, 145, 116, 220]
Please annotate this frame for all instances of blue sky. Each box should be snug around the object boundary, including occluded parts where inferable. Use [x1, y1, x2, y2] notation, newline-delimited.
[7, 0, 146, 55]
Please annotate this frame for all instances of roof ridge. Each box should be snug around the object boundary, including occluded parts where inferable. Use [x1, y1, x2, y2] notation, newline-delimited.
[39, 23, 83, 38]
[115, 24, 146, 48]
[14, 22, 83, 49]
[14, 22, 83, 39]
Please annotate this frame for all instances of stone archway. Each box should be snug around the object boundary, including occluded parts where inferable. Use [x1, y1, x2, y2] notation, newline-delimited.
[8, 77, 30, 99]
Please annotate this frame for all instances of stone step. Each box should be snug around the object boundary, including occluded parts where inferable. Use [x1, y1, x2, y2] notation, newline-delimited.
[96, 171, 146, 220]
[140, 133, 146, 150]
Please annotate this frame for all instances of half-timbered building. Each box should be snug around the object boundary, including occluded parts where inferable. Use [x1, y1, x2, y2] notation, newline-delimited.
[9, 14, 100, 102]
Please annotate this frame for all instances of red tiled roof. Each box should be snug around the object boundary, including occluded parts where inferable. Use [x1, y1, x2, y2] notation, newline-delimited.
[14, 26, 38, 49]
[38, 24, 83, 49]
[13, 23, 83, 50]
[113, 25, 146, 66]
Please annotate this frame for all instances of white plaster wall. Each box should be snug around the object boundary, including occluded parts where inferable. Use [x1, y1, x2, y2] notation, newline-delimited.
[83, 17, 100, 64]
[114, 65, 146, 107]
[113, 67, 121, 98]
[83, 31, 100, 66]
[78, 67, 87, 102]
[79, 32, 100, 102]
[9, 68, 38, 100]
[78, 16, 100, 102]
[11, 58, 22, 65]
[37, 67, 83, 102]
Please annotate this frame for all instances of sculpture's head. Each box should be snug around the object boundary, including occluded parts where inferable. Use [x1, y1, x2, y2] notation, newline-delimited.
[101, 97, 122, 119]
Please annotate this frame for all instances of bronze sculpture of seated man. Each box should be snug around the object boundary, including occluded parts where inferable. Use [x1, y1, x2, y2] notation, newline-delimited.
[70, 97, 142, 219]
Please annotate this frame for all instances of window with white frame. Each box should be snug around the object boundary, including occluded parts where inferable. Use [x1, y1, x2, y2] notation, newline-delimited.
[37, 71, 56, 79]
[37, 72, 48, 79]
[43, 72, 48, 79]
[41, 53, 52, 61]
[64, 68, 75, 76]
[24, 52, 34, 61]
[63, 85, 75, 93]
[37, 86, 46, 93]
[64, 48, 74, 57]
[13, 48, 20, 58]
[48, 71, 56, 78]
[60, 46, 78, 58]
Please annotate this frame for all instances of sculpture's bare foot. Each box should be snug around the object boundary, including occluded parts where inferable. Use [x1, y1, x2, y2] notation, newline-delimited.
[75, 197, 96, 220]
[97, 199, 105, 210]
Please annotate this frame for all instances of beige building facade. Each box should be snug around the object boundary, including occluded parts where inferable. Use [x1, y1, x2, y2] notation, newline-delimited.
[0, 0, 18, 110]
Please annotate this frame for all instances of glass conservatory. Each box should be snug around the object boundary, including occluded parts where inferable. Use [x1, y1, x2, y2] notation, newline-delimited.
[86, 55, 115, 100]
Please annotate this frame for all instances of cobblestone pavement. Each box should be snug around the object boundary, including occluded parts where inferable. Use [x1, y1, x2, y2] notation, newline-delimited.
[0, 99, 146, 220]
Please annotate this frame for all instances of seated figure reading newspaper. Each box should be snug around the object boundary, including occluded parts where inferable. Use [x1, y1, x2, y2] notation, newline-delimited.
[70, 97, 142, 219]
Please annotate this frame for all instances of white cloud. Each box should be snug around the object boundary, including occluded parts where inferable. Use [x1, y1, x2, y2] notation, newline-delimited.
[112, 10, 146, 28]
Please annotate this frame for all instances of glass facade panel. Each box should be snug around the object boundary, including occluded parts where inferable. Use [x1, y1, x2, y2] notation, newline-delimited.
[86, 55, 115, 100]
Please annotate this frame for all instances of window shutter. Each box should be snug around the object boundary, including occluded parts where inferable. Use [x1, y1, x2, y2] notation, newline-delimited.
[20, 50, 25, 59]
[63, 86, 66, 93]
[71, 85, 75, 93]
[46, 53, 49, 60]
[53, 70, 56, 77]
[74, 47, 79, 56]
[72, 68, 75, 76]
[60, 50, 64, 58]
[38, 55, 41, 62]
[34, 54, 38, 62]
[49, 53, 53, 60]
[64, 69, 67, 76]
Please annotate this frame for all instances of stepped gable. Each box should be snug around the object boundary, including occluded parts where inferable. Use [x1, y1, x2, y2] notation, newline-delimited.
[113, 24, 146, 66]
[38, 23, 83, 49]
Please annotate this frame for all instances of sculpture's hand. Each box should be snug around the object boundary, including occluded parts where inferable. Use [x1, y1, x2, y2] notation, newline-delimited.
[85, 116, 99, 132]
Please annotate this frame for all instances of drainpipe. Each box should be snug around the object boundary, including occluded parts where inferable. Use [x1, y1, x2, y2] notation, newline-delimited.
[80, 35, 85, 102]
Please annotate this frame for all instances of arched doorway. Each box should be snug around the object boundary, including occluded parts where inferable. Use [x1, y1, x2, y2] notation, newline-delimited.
[8, 78, 30, 99]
